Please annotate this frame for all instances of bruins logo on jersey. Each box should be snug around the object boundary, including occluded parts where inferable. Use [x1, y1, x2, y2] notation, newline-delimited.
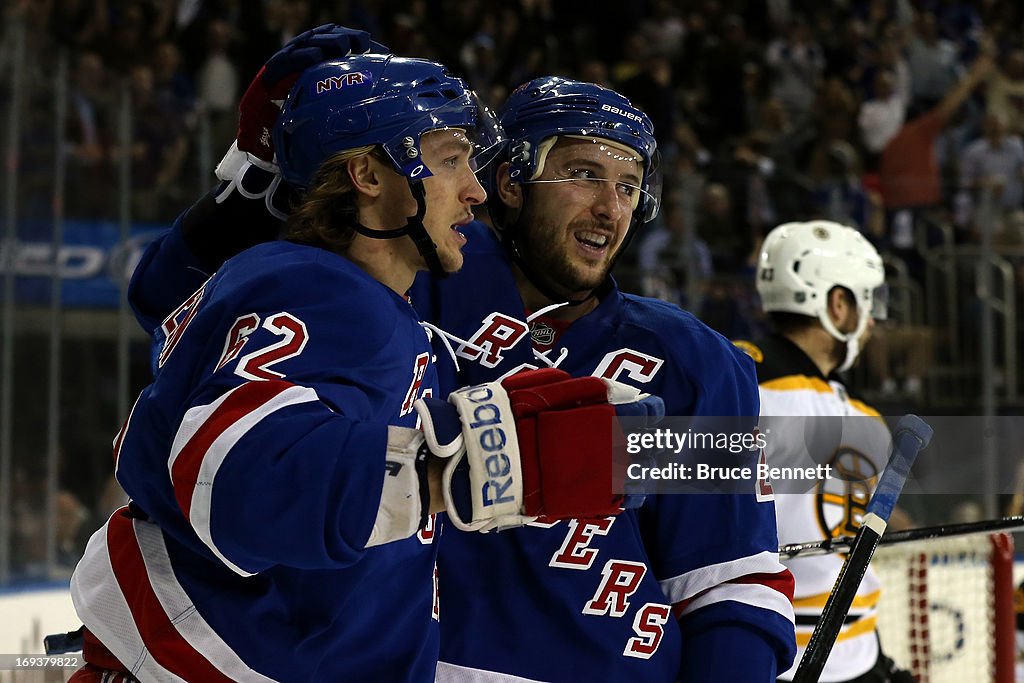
[732, 340, 763, 364]
[815, 446, 878, 539]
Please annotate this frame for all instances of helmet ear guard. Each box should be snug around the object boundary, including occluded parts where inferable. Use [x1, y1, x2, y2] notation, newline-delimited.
[756, 220, 886, 371]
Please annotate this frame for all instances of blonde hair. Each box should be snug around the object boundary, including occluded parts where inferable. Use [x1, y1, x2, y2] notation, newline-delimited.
[283, 145, 380, 254]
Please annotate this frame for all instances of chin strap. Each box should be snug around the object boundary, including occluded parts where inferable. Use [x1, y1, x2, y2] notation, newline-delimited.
[820, 306, 871, 373]
[352, 180, 450, 278]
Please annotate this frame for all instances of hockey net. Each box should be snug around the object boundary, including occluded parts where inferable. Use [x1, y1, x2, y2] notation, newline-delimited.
[873, 533, 1015, 683]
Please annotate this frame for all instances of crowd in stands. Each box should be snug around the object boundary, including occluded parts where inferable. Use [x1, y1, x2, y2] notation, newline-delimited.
[3, 0, 1024, 575]
[4, 0, 1023, 319]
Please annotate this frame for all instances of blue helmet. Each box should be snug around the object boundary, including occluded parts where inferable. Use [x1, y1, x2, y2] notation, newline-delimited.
[275, 54, 502, 189]
[495, 76, 661, 226]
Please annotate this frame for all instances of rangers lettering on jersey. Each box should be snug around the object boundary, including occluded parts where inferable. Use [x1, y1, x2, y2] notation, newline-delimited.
[593, 349, 664, 383]
[458, 313, 529, 368]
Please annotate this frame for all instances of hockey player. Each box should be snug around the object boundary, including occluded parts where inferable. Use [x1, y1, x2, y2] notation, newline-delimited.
[67, 52, 656, 683]
[123, 31, 796, 682]
[734, 220, 915, 682]
[417, 77, 796, 682]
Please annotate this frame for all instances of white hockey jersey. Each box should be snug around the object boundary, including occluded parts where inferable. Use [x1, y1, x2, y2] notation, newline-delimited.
[735, 335, 891, 682]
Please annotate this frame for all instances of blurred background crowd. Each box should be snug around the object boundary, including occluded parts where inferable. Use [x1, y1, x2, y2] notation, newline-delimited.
[2, 0, 1024, 582]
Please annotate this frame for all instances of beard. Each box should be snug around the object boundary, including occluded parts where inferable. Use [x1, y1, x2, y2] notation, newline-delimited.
[513, 202, 618, 299]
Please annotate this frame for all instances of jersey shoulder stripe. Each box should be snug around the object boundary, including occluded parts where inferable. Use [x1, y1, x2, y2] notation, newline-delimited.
[760, 375, 832, 394]
[733, 334, 822, 385]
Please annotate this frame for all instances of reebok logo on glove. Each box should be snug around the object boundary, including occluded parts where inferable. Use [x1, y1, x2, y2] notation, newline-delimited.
[449, 384, 522, 513]
[417, 368, 664, 533]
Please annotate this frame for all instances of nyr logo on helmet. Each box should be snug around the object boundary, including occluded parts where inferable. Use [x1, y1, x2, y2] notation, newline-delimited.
[314, 71, 372, 94]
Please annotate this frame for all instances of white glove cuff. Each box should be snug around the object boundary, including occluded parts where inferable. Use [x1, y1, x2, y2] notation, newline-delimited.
[365, 426, 429, 548]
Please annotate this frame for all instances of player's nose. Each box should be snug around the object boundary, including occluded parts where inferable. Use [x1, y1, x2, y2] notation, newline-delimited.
[462, 167, 486, 206]
[590, 181, 624, 221]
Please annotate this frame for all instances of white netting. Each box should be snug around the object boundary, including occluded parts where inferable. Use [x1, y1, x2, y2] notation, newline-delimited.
[873, 534, 1013, 683]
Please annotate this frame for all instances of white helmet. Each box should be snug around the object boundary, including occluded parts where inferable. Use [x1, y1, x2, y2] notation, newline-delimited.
[756, 220, 886, 372]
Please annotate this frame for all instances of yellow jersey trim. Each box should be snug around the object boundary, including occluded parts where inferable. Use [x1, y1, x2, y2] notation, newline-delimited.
[796, 615, 878, 646]
[760, 376, 832, 394]
[793, 588, 881, 610]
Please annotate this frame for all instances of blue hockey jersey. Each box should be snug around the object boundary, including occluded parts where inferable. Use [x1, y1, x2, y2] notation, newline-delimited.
[72, 241, 442, 682]
[125, 217, 797, 682]
[412, 223, 797, 682]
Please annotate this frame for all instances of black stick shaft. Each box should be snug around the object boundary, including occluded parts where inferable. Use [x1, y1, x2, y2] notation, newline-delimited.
[791, 525, 883, 683]
[780, 516, 1024, 558]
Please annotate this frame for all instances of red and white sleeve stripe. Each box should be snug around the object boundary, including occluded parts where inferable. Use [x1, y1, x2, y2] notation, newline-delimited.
[658, 550, 796, 622]
[70, 509, 279, 682]
[166, 380, 319, 576]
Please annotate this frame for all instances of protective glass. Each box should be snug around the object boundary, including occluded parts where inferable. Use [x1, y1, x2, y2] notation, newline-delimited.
[870, 282, 889, 321]
[517, 136, 660, 222]
[388, 92, 505, 179]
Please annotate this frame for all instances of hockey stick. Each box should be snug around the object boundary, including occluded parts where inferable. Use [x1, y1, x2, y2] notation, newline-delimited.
[780, 515, 1024, 559]
[791, 414, 932, 683]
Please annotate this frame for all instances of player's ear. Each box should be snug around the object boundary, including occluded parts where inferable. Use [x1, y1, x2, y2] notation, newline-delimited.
[348, 153, 383, 197]
[826, 286, 853, 327]
[496, 162, 522, 209]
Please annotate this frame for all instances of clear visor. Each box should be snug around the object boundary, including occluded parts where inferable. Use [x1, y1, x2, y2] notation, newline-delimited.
[389, 92, 505, 179]
[870, 282, 889, 321]
[518, 136, 661, 221]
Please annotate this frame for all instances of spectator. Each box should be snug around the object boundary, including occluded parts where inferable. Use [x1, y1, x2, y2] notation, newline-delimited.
[152, 41, 195, 116]
[196, 19, 240, 150]
[636, 191, 712, 308]
[987, 48, 1024, 137]
[65, 51, 114, 218]
[699, 13, 763, 151]
[858, 68, 906, 166]
[637, 0, 686, 60]
[852, 0, 915, 36]
[55, 491, 91, 571]
[873, 25, 911, 108]
[823, 16, 870, 88]
[958, 112, 1024, 239]
[905, 10, 962, 109]
[812, 140, 886, 242]
[878, 48, 996, 259]
[696, 181, 754, 274]
[765, 15, 826, 124]
[863, 319, 935, 398]
[48, 0, 108, 51]
[121, 64, 188, 222]
[808, 77, 860, 181]
[102, 2, 157, 73]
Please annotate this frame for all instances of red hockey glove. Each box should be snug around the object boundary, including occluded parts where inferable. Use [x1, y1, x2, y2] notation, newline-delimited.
[416, 368, 664, 531]
[215, 25, 388, 219]
[237, 23, 386, 163]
